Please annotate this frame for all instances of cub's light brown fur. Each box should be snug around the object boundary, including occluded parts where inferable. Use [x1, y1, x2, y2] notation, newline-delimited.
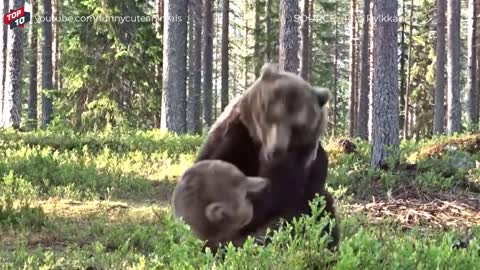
[172, 160, 268, 249]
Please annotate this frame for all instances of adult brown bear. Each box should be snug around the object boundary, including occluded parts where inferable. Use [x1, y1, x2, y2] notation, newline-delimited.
[195, 63, 339, 249]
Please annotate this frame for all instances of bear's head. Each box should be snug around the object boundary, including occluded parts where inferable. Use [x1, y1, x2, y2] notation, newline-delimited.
[172, 160, 268, 248]
[239, 63, 330, 162]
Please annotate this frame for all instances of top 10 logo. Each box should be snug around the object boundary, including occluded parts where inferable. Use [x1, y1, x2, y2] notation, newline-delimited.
[3, 1, 32, 29]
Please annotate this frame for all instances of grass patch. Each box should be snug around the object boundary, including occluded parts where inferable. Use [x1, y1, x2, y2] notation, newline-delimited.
[0, 129, 479, 269]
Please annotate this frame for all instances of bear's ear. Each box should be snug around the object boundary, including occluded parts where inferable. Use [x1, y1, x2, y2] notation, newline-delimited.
[244, 177, 269, 194]
[205, 202, 228, 223]
[260, 63, 280, 80]
[312, 87, 331, 108]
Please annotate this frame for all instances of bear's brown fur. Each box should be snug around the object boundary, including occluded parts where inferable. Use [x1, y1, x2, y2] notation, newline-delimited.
[240, 144, 339, 249]
[195, 63, 339, 249]
[172, 160, 268, 250]
[196, 63, 329, 170]
[238, 63, 330, 162]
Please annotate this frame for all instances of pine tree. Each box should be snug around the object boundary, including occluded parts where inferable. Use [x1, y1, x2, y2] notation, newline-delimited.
[349, 0, 357, 137]
[161, 0, 188, 134]
[0, 0, 8, 123]
[356, 0, 370, 140]
[446, 0, 461, 134]
[404, 0, 414, 138]
[28, 0, 38, 128]
[299, 0, 310, 80]
[279, 0, 299, 73]
[187, 0, 203, 134]
[2, 0, 25, 128]
[220, 0, 229, 110]
[41, 0, 54, 128]
[265, 0, 273, 62]
[466, 0, 478, 130]
[203, 0, 213, 127]
[370, 0, 399, 168]
[433, 0, 447, 134]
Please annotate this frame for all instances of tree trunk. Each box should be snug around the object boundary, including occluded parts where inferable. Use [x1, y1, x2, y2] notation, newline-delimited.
[399, 0, 406, 133]
[187, 0, 202, 134]
[299, 0, 310, 80]
[161, 0, 188, 134]
[356, 0, 370, 140]
[265, 0, 272, 62]
[28, 0, 38, 128]
[1, 0, 24, 129]
[308, 0, 314, 80]
[355, 14, 361, 123]
[52, 0, 60, 91]
[188, 7, 194, 130]
[41, 0, 54, 128]
[477, 19, 480, 130]
[368, 1, 375, 142]
[0, 0, 8, 123]
[154, 0, 163, 128]
[404, 0, 414, 139]
[221, 0, 229, 110]
[466, 0, 478, 130]
[279, 0, 299, 73]
[203, 0, 213, 127]
[446, 0, 461, 135]
[244, 3, 249, 89]
[253, 0, 261, 77]
[214, 0, 221, 120]
[349, 0, 357, 137]
[433, 0, 447, 135]
[370, 0, 399, 168]
[332, 1, 339, 135]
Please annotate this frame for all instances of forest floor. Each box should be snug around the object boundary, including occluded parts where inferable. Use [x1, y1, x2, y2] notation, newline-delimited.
[0, 130, 479, 269]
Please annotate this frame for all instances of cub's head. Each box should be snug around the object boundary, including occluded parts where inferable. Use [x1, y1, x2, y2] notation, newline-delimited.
[239, 63, 330, 161]
[172, 160, 268, 248]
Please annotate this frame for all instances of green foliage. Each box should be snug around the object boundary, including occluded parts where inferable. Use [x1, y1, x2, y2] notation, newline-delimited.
[0, 172, 46, 230]
[57, 0, 162, 131]
[416, 150, 474, 190]
[204, 197, 336, 270]
[0, 130, 479, 269]
[334, 228, 480, 270]
[328, 136, 480, 196]
[405, 0, 436, 138]
[0, 128, 202, 157]
[0, 129, 201, 200]
[0, 197, 337, 269]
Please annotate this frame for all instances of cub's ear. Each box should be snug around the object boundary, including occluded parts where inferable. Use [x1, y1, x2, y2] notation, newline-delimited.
[260, 63, 280, 80]
[244, 177, 269, 194]
[312, 87, 331, 108]
[205, 202, 227, 223]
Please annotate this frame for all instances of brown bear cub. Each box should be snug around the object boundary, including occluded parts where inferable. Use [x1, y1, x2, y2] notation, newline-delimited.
[172, 160, 269, 251]
[195, 63, 339, 249]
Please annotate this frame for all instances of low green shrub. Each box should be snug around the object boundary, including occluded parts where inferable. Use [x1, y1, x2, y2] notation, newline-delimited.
[0, 128, 204, 157]
[0, 172, 46, 230]
[334, 228, 480, 270]
[416, 150, 474, 190]
[0, 130, 479, 269]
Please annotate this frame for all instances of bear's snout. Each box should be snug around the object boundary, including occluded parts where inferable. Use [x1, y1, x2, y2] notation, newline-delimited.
[262, 124, 291, 161]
